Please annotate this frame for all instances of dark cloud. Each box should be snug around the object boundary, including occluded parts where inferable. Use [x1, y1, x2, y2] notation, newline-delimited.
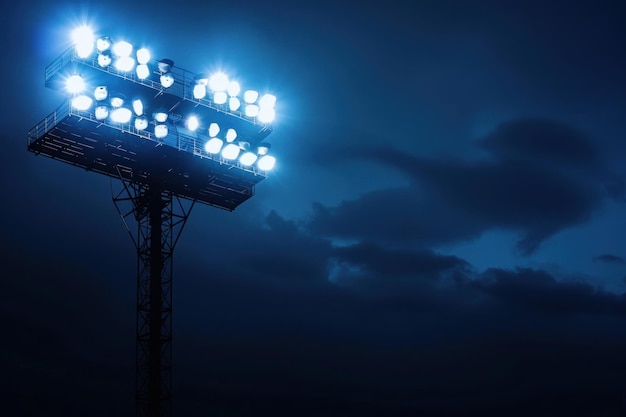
[308, 118, 620, 255]
[593, 254, 626, 264]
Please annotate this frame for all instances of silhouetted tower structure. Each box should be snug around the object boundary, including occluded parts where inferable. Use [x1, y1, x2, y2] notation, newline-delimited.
[27, 26, 277, 417]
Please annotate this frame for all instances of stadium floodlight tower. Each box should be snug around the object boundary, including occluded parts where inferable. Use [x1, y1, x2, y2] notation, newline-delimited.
[27, 24, 278, 417]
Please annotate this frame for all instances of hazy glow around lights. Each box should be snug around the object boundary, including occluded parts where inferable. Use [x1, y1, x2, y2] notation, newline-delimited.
[113, 41, 133, 57]
[72, 26, 94, 58]
[66, 75, 85, 94]
[257, 155, 276, 171]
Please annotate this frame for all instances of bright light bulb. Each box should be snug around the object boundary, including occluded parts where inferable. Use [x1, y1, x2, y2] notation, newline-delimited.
[110, 107, 132, 124]
[227, 81, 241, 96]
[205, 137, 223, 154]
[229, 97, 241, 111]
[193, 84, 206, 99]
[136, 48, 151, 64]
[245, 104, 259, 117]
[154, 112, 168, 123]
[186, 115, 199, 131]
[113, 41, 133, 57]
[208, 122, 220, 137]
[135, 117, 148, 130]
[98, 53, 112, 67]
[136, 64, 150, 80]
[259, 94, 276, 108]
[257, 107, 275, 123]
[71, 95, 93, 111]
[65, 75, 85, 94]
[160, 73, 174, 88]
[225, 128, 237, 142]
[213, 91, 227, 105]
[244, 90, 259, 103]
[208, 72, 229, 91]
[154, 124, 168, 139]
[132, 99, 144, 116]
[115, 56, 135, 72]
[96, 37, 111, 52]
[95, 105, 109, 120]
[221, 143, 240, 160]
[257, 155, 276, 171]
[72, 25, 94, 58]
[94, 86, 108, 101]
[239, 152, 258, 166]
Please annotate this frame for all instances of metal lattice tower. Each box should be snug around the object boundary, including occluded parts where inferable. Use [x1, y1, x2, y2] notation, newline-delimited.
[27, 26, 277, 417]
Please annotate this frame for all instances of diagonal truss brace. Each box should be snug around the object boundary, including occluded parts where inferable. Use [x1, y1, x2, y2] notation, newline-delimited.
[111, 166, 195, 417]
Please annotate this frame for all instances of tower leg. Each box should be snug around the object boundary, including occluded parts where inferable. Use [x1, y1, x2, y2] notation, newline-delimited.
[112, 174, 194, 417]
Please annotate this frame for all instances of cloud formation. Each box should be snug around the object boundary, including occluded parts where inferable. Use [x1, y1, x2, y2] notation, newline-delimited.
[308, 118, 621, 255]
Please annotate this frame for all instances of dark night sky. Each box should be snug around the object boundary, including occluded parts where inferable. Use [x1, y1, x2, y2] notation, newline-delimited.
[3, 0, 626, 416]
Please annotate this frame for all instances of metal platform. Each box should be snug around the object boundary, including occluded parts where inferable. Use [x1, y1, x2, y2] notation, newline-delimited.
[27, 101, 265, 210]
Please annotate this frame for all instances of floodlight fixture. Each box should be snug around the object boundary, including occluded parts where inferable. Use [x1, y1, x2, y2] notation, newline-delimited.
[259, 93, 276, 108]
[135, 116, 149, 130]
[239, 151, 258, 166]
[208, 72, 229, 91]
[229, 97, 241, 111]
[115, 55, 135, 72]
[96, 36, 111, 52]
[29, 24, 281, 417]
[72, 25, 95, 58]
[257, 107, 275, 123]
[221, 143, 240, 160]
[227, 81, 241, 96]
[154, 111, 168, 123]
[97, 51, 112, 67]
[256, 142, 271, 155]
[160, 73, 175, 88]
[113, 40, 133, 57]
[208, 122, 220, 137]
[245, 104, 259, 118]
[71, 95, 93, 110]
[94, 86, 108, 101]
[136, 64, 150, 80]
[136, 48, 151, 65]
[132, 99, 144, 116]
[110, 92, 125, 108]
[186, 115, 199, 131]
[110, 107, 133, 124]
[154, 124, 168, 138]
[65, 75, 86, 94]
[244, 90, 259, 103]
[225, 128, 237, 142]
[213, 91, 227, 105]
[158, 58, 174, 73]
[193, 84, 207, 99]
[257, 154, 276, 171]
[95, 105, 109, 120]
[204, 137, 223, 153]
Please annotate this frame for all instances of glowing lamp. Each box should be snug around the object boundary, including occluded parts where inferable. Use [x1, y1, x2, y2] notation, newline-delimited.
[244, 90, 258, 103]
[225, 128, 237, 142]
[95, 105, 109, 120]
[72, 25, 94, 58]
[65, 75, 85, 94]
[136, 64, 150, 80]
[204, 137, 223, 154]
[71, 95, 93, 111]
[208, 72, 229, 91]
[110, 107, 132, 124]
[239, 152, 258, 166]
[221, 143, 240, 160]
[257, 155, 276, 171]
[135, 117, 149, 130]
[208, 122, 220, 137]
[94, 86, 108, 101]
[136, 48, 151, 65]
[154, 124, 168, 139]
[213, 91, 227, 105]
